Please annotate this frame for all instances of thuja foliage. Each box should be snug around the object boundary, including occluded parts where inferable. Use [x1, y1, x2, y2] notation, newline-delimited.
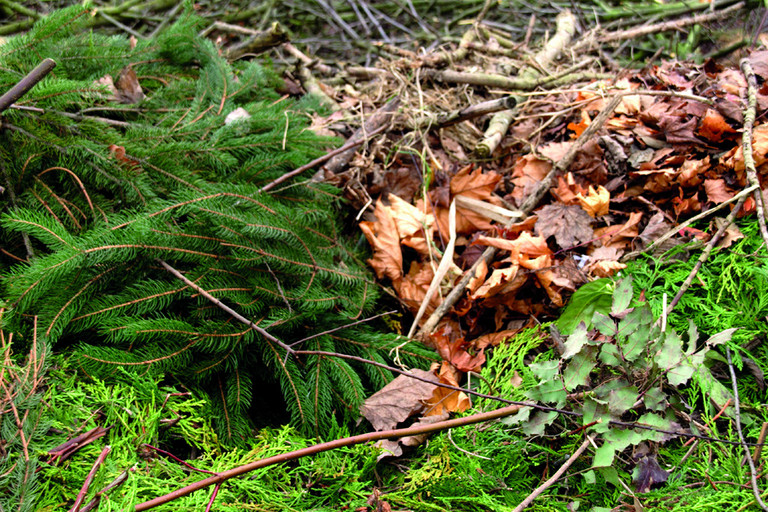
[0, 6, 432, 444]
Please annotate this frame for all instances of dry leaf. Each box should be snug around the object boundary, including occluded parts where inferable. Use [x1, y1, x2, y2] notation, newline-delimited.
[115, 65, 144, 104]
[576, 185, 610, 217]
[374, 413, 449, 460]
[704, 179, 734, 204]
[424, 362, 471, 415]
[359, 368, 439, 431]
[360, 199, 403, 283]
[387, 193, 434, 255]
[535, 203, 594, 249]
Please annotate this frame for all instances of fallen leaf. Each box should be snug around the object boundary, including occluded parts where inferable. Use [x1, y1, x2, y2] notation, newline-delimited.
[697, 108, 737, 143]
[535, 203, 595, 249]
[360, 199, 403, 282]
[115, 65, 144, 104]
[374, 413, 450, 460]
[704, 179, 734, 204]
[424, 361, 472, 414]
[509, 155, 551, 205]
[589, 259, 627, 278]
[576, 185, 610, 217]
[387, 193, 434, 255]
[359, 368, 439, 431]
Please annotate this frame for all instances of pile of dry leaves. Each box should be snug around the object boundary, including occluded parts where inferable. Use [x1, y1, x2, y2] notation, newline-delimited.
[288, 8, 768, 434]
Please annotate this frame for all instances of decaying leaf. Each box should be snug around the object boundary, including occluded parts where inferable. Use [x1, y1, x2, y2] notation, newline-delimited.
[632, 442, 668, 492]
[424, 361, 471, 415]
[359, 199, 403, 282]
[576, 185, 610, 218]
[359, 368, 439, 431]
[535, 203, 594, 249]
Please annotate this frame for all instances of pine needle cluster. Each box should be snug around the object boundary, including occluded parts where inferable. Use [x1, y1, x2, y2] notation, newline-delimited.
[0, 6, 432, 444]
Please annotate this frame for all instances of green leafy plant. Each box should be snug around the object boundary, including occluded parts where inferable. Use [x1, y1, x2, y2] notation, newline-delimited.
[507, 277, 736, 487]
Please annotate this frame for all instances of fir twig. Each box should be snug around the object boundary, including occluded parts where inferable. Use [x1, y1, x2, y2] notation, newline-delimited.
[156, 259, 296, 354]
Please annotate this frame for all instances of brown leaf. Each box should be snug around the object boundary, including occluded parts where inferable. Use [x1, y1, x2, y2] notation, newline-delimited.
[589, 259, 627, 278]
[359, 368, 439, 431]
[509, 155, 551, 205]
[638, 212, 671, 249]
[535, 203, 594, 249]
[359, 199, 403, 282]
[698, 108, 737, 143]
[387, 193, 434, 255]
[424, 362, 471, 415]
[115, 65, 144, 104]
[704, 179, 735, 204]
[374, 413, 449, 460]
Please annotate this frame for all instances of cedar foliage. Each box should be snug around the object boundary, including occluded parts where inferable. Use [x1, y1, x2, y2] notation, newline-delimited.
[0, 6, 432, 444]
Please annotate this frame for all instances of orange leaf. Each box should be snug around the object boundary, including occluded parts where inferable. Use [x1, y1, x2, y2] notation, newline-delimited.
[359, 199, 402, 282]
[424, 362, 471, 415]
[576, 185, 610, 218]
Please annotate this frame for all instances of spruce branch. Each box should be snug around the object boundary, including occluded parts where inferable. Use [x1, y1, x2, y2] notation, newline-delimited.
[157, 259, 296, 354]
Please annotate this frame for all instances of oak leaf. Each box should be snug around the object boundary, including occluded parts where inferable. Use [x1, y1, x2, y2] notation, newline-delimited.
[424, 362, 471, 415]
[576, 185, 610, 217]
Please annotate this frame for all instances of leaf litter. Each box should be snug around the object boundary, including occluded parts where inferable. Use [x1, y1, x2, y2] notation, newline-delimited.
[292, 5, 768, 490]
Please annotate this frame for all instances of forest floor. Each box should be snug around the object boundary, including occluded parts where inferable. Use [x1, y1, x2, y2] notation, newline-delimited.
[4, 0, 768, 510]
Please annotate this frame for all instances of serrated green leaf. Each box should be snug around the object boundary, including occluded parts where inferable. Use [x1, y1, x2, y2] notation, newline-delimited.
[583, 395, 610, 434]
[562, 323, 589, 359]
[643, 387, 666, 411]
[604, 428, 645, 451]
[599, 343, 622, 366]
[500, 405, 532, 426]
[527, 379, 567, 407]
[608, 384, 639, 416]
[611, 277, 634, 316]
[556, 278, 614, 335]
[597, 467, 621, 487]
[583, 470, 596, 485]
[530, 359, 560, 381]
[592, 312, 617, 337]
[695, 364, 735, 414]
[618, 306, 653, 362]
[563, 346, 597, 391]
[592, 443, 615, 468]
[667, 350, 705, 386]
[686, 320, 699, 355]
[636, 412, 671, 442]
[655, 330, 684, 370]
[522, 410, 558, 435]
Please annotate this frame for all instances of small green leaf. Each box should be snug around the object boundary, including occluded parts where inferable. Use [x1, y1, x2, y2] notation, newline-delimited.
[599, 343, 622, 366]
[583, 470, 596, 485]
[583, 396, 610, 434]
[655, 330, 684, 370]
[611, 277, 634, 316]
[501, 405, 532, 426]
[527, 379, 567, 407]
[667, 350, 705, 386]
[530, 359, 560, 381]
[592, 443, 615, 468]
[556, 278, 614, 335]
[686, 320, 699, 355]
[636, 412, 671, 442]
[592, 312, 617, 337]
[563, 346, 598, 391]
[604, 428, 645, 451]
[562, 323, 589, 359]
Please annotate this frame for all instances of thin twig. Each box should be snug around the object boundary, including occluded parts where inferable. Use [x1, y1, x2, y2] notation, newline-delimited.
[511, 436, 592, 512]
[726, 347, 768, 511]
[69, 445, 111, 512]
[259, 124, 387, 192]
[134, 404, 525, 510]
[665, 194, 746, 315]
[740, 58, 768, 248]
[157, 259, 295, 354]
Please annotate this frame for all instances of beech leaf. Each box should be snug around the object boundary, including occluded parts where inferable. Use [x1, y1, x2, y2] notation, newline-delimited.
[359, 368, 439, 431]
